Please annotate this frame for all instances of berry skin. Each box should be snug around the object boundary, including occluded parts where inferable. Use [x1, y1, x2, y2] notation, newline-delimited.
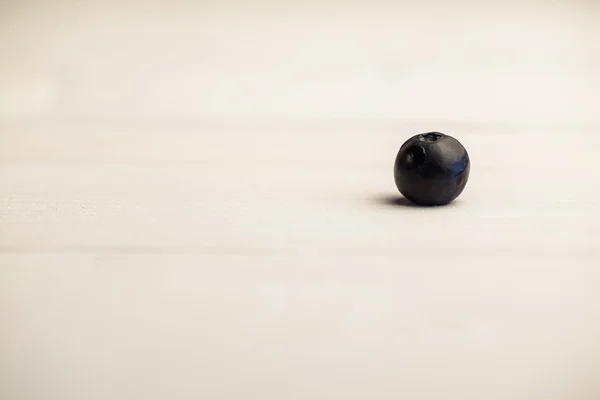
[393, 132, 470, 206]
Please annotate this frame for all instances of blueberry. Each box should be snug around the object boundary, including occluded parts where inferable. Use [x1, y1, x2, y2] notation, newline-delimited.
[393, 132, 470, 206]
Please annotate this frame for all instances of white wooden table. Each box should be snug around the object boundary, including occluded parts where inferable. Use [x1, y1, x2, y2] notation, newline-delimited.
[1, 2, 599, 399]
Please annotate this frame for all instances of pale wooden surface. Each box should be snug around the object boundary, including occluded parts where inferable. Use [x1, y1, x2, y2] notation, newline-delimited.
[1, 2, 600, 399]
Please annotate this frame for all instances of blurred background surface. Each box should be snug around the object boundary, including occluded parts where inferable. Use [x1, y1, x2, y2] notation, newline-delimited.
[1, 0, 599, 121]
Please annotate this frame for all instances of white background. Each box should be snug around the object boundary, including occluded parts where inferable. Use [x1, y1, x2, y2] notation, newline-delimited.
[1, 1, 599, 399]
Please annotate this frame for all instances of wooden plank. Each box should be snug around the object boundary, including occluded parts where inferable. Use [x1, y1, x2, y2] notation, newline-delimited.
[0, 123, 598, 254]
[1, 253, 600, 400]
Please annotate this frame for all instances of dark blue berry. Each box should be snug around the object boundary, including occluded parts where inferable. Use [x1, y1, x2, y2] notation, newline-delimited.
[394, 132, 470, 206]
